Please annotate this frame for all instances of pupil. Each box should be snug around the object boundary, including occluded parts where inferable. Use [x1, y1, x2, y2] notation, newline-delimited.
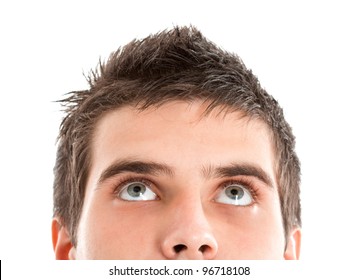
[230, 189, 239, 195]
[133, 185, 142, 193]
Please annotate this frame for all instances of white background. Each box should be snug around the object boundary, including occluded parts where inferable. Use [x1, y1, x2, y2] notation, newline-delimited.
[0, 0, 357, 277]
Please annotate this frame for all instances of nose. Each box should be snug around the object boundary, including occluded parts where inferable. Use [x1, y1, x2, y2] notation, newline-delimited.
[160, 197, 218, 260]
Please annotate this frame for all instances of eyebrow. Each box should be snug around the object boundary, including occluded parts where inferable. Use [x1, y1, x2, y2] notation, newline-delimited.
[202, 163, 274, 188]
[98, 159, 274, 188]
[98, 159, 174, 184]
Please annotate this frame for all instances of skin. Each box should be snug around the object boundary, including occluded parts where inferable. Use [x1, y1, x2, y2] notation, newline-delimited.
[52, 101, 301, 259]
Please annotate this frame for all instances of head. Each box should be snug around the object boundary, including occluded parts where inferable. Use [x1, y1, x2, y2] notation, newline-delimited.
[52, 26, 301, 259]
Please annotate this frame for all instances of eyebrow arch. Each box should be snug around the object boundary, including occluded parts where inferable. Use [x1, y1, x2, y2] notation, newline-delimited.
[203, 163, 274, 188]
[98, 159, 174, 185]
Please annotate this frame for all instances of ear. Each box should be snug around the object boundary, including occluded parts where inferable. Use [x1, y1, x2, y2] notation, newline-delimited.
[52, 217, 76, 260]
[284, 227, 301, 260]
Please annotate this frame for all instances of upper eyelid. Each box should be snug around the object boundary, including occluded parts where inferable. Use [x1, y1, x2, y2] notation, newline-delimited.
[220, 177, 258, 190]
[220, 179, 259, 198]
[97, 171, 158, 190]
[113, 177, 155, 193]
[106, 174, 261, 200]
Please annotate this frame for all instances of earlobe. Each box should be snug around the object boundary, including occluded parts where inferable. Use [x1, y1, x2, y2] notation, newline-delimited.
[284, 227, 301, 260]
[52, 218, 76, 260]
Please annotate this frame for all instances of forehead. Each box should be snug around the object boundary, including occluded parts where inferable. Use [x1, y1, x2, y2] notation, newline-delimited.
[95, 100, 270, 135]
[90, 101, 276, 178]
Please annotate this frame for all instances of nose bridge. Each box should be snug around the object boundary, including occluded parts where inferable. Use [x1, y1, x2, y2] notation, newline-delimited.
[160, 193, 218, 259]
[176, 194, 209, 230]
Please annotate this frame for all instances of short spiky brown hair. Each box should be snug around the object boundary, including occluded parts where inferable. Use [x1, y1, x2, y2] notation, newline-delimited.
[53, 26, 301, 247]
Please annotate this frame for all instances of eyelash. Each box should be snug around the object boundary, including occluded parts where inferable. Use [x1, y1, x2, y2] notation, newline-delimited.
[112, 175, 260, 203]
[112, 176, 155, 197]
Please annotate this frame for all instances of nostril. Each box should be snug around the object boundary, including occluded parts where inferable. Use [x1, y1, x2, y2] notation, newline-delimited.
[198, 244, 209, 253]
[173, 244, 187, 253]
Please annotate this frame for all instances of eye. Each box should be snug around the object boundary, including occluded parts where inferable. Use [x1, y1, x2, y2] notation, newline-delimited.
[118, 181, 157, 201]
[215, 183, 253, 206]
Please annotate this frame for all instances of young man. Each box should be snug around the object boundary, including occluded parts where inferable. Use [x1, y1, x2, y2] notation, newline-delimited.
[52, 26, 301, 260]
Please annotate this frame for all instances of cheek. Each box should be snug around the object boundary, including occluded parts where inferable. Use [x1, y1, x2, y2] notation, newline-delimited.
[76, 199, 160, 259]
[211, 205, 285, 259]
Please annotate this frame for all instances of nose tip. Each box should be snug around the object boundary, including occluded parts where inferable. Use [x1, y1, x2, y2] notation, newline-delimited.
[161, 232, 218, 260]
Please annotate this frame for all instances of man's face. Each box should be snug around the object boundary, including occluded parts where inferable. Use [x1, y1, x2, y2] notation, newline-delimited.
[67, 101, 294, 259]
